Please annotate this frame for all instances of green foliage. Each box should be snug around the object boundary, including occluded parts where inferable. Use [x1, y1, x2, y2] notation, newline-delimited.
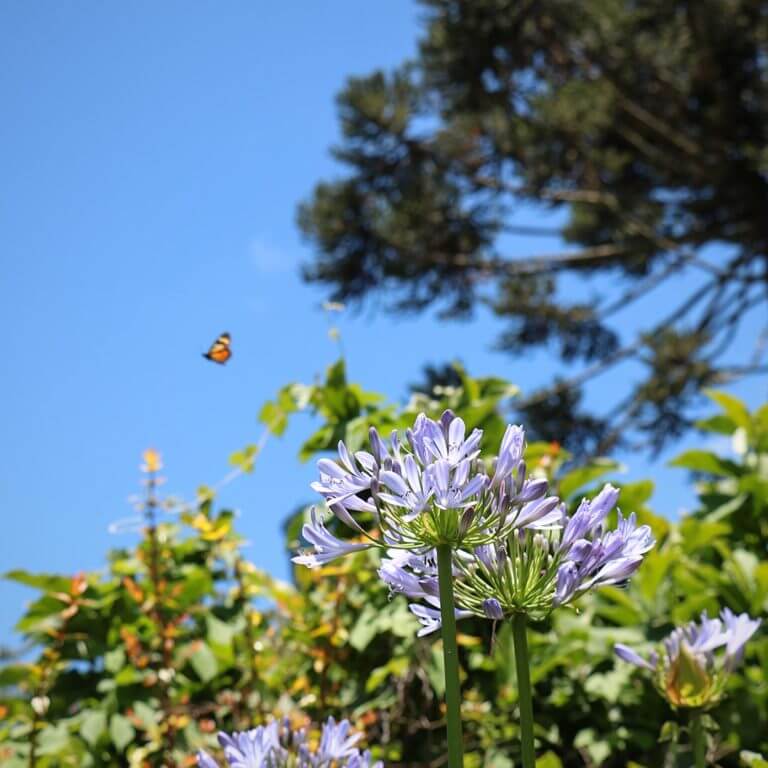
[1, 367, 765, 767]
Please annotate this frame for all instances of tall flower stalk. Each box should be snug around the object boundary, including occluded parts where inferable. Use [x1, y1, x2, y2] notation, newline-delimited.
[436, 543, 463, 766]
[511, 613, 535, 768]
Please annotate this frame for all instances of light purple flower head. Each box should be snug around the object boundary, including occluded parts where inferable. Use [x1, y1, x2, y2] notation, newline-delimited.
[316, 717, 364, 762]
[295, 412, 556, 564]
[721, 607, 761, 666]
[553, 487, 654, 605]
[615, 609, 761, 709]
[389, 484, 654, 630]
[197, 722, 282, 768]
[197, 718, 382, 767]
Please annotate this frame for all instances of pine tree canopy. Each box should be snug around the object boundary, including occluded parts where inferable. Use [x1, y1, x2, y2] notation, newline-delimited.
[298, 0, 768, 454]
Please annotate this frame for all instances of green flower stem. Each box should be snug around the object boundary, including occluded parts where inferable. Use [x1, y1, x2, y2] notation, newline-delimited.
[690, 710, 706, 768]
[512, 612, 536, 768]
[436, 543, 464, 768]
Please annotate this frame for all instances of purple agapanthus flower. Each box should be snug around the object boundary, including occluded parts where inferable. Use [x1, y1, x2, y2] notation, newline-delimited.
[294, 412, 551, 566]
[387, 484, 654, 630]
[378, 549, 472, 636]
[197, 717, 382, 767]
[615, 609, 761, 708]
[553, 488, 655, 605]
[292, 508, 371, 569]
[198, 722, 282, 768]
[315, 717, 364, 762]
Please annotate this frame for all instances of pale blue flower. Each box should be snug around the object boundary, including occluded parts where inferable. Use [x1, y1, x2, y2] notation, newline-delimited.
[482, 598, 504, 620]
[491, 424, 525, 487]
[197, 752, 221, 768]
[614, 643, 657, 671]
[199, 722, 281, 768]
[297, 412, 557, 563]
[410, 597, 473, 637]
[316, 717, 363, 762]
[378, 549, 439, 601]
[390, 485, 654, 629]
[197, 718, 382, 767]
[721, 607, 761, 666]
[615, 609, 761, 709]
[292, 508, 370, 569]
[553, 489, 654, 605]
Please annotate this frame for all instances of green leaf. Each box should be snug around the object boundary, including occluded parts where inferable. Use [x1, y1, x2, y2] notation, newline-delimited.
[80, 709, 107, 747]
[573, 729, 610, 765]
[0, 664, 31, 686]
[4, 570, 71, 592]
[259, 401, 285, 434]
[559, 459, 624, 499]
[695, 413, 737, 436]
[36, 723, 72, 755]
[109, 713, 135, 752]
[348, 605, 380, 652]
[190, 643, 219, 683]
[114, 666, 140, 686]
[132, 701, 158, 729]
[536, 752, 563, 768]
[104, 647, 125, 674]
[659, 720, 680, 743]
[705, 389, 751, 430]
[741, 751, 768, 768]
[705, 493, 748, 522]
[669, 450, 740, 476]
[207, 614, 237, 647]
[365, 657, 409, 693]
[229, 444, 259, 473]
[485, 753, 515, 768]
[426, 644, 446, 697]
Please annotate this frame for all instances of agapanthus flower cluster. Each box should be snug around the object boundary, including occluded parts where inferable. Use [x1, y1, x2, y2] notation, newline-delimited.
[197, 717, 382, 768]
[615, 608, 761, 708]
[292, 411, 654, 632]
[382, 483, 655, 630]
[293, 411, 554, 565]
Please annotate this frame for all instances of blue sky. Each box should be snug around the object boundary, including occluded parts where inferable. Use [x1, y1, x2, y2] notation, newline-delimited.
[0, 1, 764, 645]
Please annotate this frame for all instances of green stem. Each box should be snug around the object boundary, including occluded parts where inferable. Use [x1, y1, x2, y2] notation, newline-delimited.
[436, 544, 464, 768]
[512, 612, 536, 768]
[690, 710, 706, 768]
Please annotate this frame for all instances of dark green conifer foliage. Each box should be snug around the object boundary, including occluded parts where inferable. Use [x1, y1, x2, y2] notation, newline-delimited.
[299, 0, 768, 453]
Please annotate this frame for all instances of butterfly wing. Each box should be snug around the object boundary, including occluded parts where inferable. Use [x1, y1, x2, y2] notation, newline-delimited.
[203, 332, 232, 364]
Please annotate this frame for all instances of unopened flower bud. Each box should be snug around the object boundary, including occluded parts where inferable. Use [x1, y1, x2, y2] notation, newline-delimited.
[459, 507, 476, 539]
[31, 696, 50, 716]
[482, 598, 504, 620]
[664, 642, 716, 708]
[515, 460, 526, 493]
[158, 668, 175, 684]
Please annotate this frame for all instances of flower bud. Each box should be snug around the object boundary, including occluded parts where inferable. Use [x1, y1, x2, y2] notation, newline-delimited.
[31, 696, 50, 716]
[482, 598, 504, 620]
[663, 642, 718, 708]
[458, 507, 476, 539]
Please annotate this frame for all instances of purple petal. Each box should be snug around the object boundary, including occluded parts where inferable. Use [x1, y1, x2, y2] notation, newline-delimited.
[614, 643, 655, 671]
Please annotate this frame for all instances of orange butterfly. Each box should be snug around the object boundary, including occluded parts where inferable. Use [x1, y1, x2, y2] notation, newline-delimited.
[203, 332, 232, 365]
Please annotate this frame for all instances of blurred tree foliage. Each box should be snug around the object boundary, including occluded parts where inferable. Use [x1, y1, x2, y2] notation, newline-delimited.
[298, 0, 768, 454]
[1, 363, 766, 766]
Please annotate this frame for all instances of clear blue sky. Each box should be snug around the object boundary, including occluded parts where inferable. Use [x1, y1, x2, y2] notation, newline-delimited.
[1, 1, 764, 645]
